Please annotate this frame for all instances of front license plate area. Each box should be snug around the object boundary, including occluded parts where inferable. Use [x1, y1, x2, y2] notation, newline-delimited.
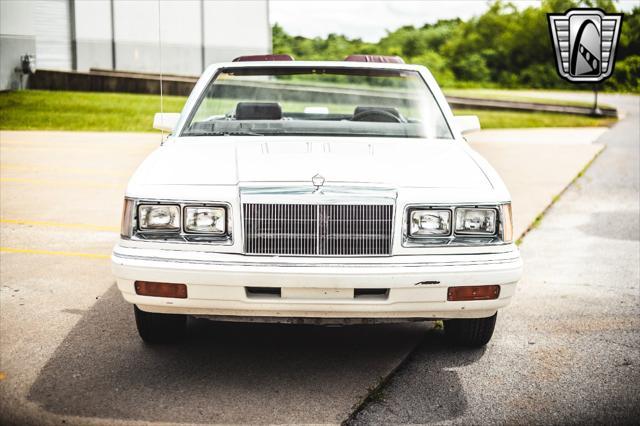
[281, 288, 353, 300]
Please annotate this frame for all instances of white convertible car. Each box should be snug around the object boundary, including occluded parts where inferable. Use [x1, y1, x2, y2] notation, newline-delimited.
[112, 54, 522, 347]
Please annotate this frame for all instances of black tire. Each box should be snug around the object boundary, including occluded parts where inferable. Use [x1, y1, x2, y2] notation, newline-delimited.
[134, 305, 186, 344]
[444, 313, 497, 347]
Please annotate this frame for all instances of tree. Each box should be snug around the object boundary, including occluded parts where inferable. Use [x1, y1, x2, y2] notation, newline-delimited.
[271, 1, 639, 91]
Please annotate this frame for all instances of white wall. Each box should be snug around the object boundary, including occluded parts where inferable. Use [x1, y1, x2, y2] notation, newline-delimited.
[1, 0, 72, 71]
[0, 0, 37, 89]
[111, 0, 270, 75]
[161, 0, 202, 45]
[74, 0, 112, 71]
[1, 0, 271, 88]
[1, 0, 36, 36]
[113, 0, 202, 74]
[204, 0, 271, 63]
[75, 0, 111, 41]
[33, 0, 72, 70]
[112, 1, 202, 45]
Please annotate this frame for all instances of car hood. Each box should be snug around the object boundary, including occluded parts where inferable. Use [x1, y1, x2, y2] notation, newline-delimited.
[129, 137, 493, 189]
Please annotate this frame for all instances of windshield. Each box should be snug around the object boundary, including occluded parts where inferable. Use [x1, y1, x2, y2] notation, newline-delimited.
[181, 66, 452, 139]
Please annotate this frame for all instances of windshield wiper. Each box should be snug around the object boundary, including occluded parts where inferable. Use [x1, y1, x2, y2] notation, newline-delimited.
[184, 130, 263, 136]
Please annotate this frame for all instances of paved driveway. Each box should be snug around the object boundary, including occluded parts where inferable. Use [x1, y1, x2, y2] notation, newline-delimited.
[350, 95, 640, 424]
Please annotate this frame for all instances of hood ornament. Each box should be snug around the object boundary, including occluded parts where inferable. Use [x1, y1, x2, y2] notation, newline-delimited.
[312, 173, 325, 193]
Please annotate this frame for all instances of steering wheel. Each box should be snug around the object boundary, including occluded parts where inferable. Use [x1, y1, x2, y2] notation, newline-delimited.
[351, 109, 403, 123]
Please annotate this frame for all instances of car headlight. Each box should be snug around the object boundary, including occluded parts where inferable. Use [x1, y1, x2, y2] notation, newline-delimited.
[138, 204, 180, 231]
[184, 206, 226, 234]
[409, 209, 451, 237]
[455, 208, 497, 235]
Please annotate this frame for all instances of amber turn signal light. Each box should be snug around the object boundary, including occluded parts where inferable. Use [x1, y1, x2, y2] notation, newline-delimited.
[447, 285, 500, 301]
[135, 281, 187, 298]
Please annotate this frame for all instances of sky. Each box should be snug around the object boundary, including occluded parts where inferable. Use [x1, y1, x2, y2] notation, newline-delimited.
[269, 0, 640, 42]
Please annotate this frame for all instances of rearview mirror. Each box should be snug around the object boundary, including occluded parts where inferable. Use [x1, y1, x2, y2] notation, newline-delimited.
[453, 115, 481, 135]
[153, 113, 181, 132]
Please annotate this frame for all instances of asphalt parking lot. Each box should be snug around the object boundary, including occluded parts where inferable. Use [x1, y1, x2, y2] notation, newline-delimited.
[1, 95, 638, 425]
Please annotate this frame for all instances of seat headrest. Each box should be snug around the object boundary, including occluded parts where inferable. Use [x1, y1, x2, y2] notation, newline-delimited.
[353, 106, 402, 119]
[235, 102, 282, 120]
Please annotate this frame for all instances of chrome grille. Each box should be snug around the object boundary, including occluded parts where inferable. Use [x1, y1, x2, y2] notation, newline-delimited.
[243, 203, 393, 256]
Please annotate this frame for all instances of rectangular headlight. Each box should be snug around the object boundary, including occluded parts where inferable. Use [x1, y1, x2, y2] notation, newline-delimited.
[455, 208, 497, 235]
[184, 206, 226, 234]
[138, 204, 180, 231]
[409, 209, 451, 237]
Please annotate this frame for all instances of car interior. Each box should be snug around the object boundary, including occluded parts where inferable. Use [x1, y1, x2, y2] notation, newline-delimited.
[232, 102, 408, 123]
[183, 100, 451, 139]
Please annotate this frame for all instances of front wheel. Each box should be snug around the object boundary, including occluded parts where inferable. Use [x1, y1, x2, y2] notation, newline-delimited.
[444, 313, 497, 347]
[134, 305, 186, 343]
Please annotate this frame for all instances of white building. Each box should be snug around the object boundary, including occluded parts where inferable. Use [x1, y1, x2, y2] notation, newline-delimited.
[0, 0, 271, 90]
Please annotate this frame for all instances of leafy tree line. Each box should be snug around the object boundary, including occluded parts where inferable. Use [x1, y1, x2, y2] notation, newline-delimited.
[272, 0, 639, 92]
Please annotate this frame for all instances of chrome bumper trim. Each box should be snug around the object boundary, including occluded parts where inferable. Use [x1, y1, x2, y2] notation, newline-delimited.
[112, 250, 521, 269]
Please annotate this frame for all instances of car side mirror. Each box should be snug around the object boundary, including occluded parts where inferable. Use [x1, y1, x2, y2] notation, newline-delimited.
[153, 112, 181, 132]
[453, 115, 481, 135]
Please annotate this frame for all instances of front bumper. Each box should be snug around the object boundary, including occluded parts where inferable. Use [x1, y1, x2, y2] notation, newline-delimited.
[112, 244, 523, 320]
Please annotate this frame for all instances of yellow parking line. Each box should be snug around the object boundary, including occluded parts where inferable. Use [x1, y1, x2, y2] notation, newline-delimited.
[0, 247, 110, 259]
[0, 163, 132, 177]
[0, 218, 119, 232]
[0, 177, 123, 188]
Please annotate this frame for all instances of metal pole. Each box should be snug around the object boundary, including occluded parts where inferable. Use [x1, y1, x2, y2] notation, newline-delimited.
[110, 0, 116, 70]
[158, 0, 164, 143]
[592, 84, 601, 116]
[200, 0, 205, 71]
[68, 0, 77, 70]
[266, 0, 272, 53]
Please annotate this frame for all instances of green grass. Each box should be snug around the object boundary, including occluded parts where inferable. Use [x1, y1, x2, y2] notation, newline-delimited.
[0, 90, 186, 132]
[0, 90, 615, 132]
[453, 108, 615, 128]
[444, 88, 614, 110]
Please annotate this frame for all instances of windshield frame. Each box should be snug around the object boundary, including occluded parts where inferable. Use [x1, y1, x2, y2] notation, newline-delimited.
[176, 63, 455, 140]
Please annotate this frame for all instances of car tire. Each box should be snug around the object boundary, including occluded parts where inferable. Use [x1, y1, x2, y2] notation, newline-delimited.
[444, 313, 497, 347]
[134, 305, 186, 343]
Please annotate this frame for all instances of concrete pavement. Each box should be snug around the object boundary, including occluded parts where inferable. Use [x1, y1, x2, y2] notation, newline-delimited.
[0, 120, 619, 424]
[350, 94, 640, 424]
[467, 127, 606, 239]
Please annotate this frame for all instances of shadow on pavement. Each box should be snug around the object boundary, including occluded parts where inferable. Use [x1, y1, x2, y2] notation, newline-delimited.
[349, 332, 486, 424]
[28, 285, 439, 424]
[579, 210, 640, 241]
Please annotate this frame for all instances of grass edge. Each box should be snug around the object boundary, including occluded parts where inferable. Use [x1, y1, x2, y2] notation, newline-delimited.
[341, 328, 431, 425]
